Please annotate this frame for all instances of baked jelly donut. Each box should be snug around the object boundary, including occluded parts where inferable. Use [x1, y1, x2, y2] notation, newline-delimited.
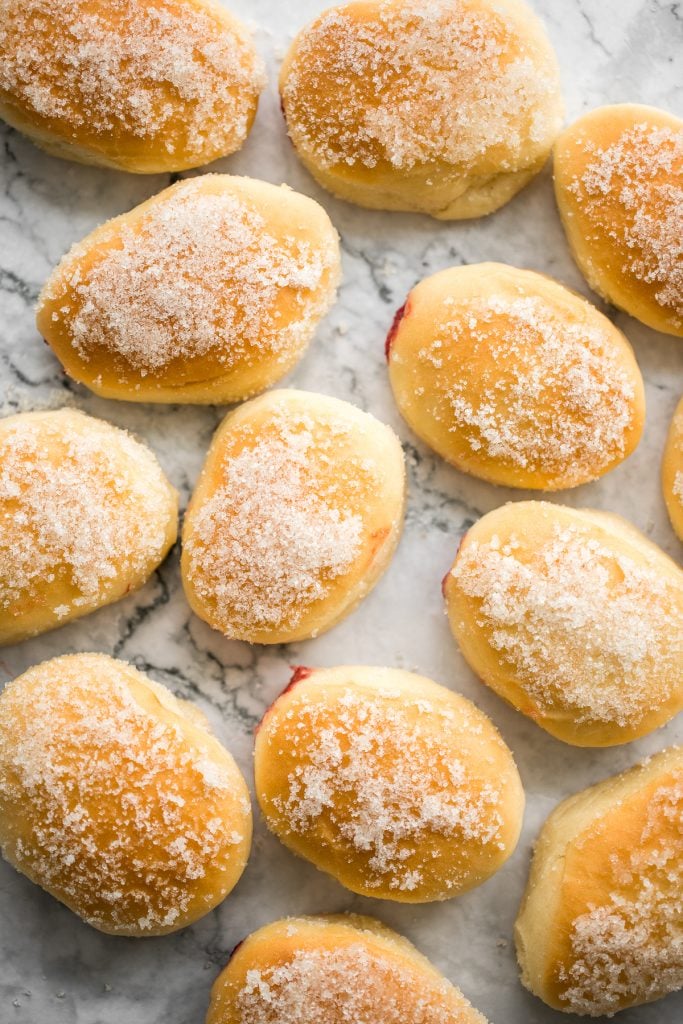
[254, 665, 524, 901]
[515, 746, 683, 1016]
[280, 0, 563, 219]
[387, 263, 645, 490]
[0, 0, 265, 172]
[554, 104, 683, 337]
[206, 914, 489, 1024]
[663, 395, 683, 542]
[37, 176, 341, 404]
[181, 391, 406, 643]
[0, 408, 177, 645]
[444, 501, 683, 746]
[0, 653, 252, 935]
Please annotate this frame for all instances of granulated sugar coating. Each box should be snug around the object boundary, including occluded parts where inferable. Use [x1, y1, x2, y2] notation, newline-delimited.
[0, 410, 174, 622]
[282, 0, 560, 172]
[0, 0, 265, 159]
[0, 654, 251, 934]
[43, 179, 339, 381]
[452, 524, 683, 727]
[559, 776, 683, 1016]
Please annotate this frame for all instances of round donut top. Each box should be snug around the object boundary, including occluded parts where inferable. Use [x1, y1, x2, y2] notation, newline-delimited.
[450, 508, 683, 728]
[0, 0, 265, 155]
[388, 267, 641, 488]
[184, 394, 403, 638]
[559, 109, 683, 327]
[558, 763, 682, 1015]
[257, 669, 515, 895]
[0, 410, 174, 618]
[41, 178, 339, 383]
[664, 398, 683, 525]
[281, 0, 561, 174]
[0, 654, 250, 934]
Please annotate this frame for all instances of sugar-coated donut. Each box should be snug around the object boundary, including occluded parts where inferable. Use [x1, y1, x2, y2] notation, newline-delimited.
[280, 0, 563, 219]
[0, 0, 265, 173]
[554, 104, 683, 337]
[0, 408, 177, 645]
[387, 264, 645, 490]
[37, 176, 340, 404]
[444, 501, 683, 746]
[663, 396, 683, 542]
[255, 665, 523, 902]
[181, 390, 406, 644]
[515, 746, 683, 1016]
[0, 653, 252, 935]
[206, 914, 489, 1024]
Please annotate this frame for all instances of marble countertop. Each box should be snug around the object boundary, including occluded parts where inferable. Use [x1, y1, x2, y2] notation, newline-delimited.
[0, 1, 682, 1022]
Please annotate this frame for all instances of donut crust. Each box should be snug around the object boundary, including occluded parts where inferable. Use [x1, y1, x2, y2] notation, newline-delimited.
[515, 746, 683, 1016]
[663, 395, 683, 542]
[387, 263, 644, 489]
[37, 176, 341, 404]
[554, 104, 683, 337]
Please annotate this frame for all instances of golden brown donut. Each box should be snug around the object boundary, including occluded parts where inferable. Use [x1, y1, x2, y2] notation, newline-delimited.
[515, 746, 683, 1017]
[206, 914, 489, 1023]
[181, 390, 406, 644]
[444, 501, 683, 746]
[36, 176, 340, 404]
[663, 395, 683, 542]
[0, 0, 265, 173]
[254, 665, 524, 902]
[0, 653, 252, 935]
[279, 0, 563, 219]
[387, 263, 645, 489]
[0, 408, 177, 645]
[554, 104, 683, 337]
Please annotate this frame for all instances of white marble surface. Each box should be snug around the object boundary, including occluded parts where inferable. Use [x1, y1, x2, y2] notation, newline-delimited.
[0, 1, 682, 1021]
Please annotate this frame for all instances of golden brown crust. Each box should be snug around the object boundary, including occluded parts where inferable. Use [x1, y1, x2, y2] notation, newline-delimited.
[37, 176, 341, 405]
[0, 408, 177, 645]
[387, 264, 645, 489]
[254, 665, 523, 902]
[206, 914, 489, 1023]
[554, 104, 683, 337]
[0, 0, 265, 173]
[515, 747, 683, 1016]
[279, 0, 562, 219]
[0, 653, 252, 935]
[181, 390, 406, 643]
[444, 501, 683, 745]
[663, 395, 683, 542]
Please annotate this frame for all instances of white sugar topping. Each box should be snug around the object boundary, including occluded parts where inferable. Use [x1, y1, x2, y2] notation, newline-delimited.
[674, 470, 683, 503]
[0, 0, 265, 151]
[185, 410, 369, 635]
[283, 0, 559, 172]
[267, 687, 507, 892]
[559, 776, 683, 1016]
[452, 523, 683, 726]
[0, 413, 172, 617]
[0, 655, 246, 932]
[236, 940, 484, 1023]
[47, 180, 338, 377]
[569, 123, 683, 319]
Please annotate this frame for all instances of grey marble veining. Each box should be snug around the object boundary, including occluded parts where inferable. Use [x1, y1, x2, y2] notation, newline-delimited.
[0, 1, 682, 1022]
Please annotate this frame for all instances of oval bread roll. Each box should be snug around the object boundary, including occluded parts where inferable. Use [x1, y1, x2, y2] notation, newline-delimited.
[444, 501, 683, 746]
[0, 0, 265, 173]
[515, 746, 683, 1016]
[554, 104, 683, 337]
[207, 914, 489, 1024]
[255, 665, 524, 902]
[0, 408, 177, 645]
[181, 390, 406, 644]
[0, 653, 252, 935]
[37, 176, 341, 404]
[280, 0, 562, 219]
[663, 395, 683, 542]
[387, 263, 645, 489]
